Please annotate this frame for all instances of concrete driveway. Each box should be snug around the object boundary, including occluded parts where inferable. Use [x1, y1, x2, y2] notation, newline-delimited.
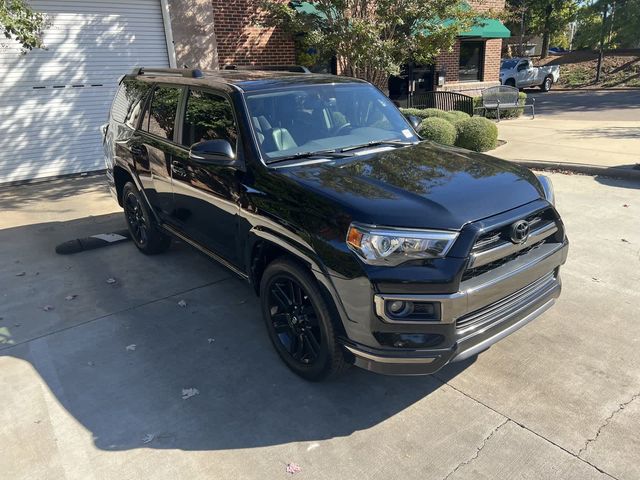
[524, 90, 640, 121]
[1, 174, 639, 479]
[492, 90, 640, 170]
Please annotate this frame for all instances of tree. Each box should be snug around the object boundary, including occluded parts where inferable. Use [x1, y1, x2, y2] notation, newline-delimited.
[573, 0, 640, 50]
[258, 0, 479, 88]
[505, 0, 577, 57]
[0, 0, 48, 52]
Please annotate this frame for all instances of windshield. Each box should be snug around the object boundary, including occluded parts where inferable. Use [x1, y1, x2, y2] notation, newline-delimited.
[500, 59, 518, 70]
[243, 83, 417, 163]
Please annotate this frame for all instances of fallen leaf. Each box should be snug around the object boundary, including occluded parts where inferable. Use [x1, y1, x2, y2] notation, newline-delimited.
[592, 277, 600, 282]
[106, 277, 117, 284]
[207, 338, 215, 344]
[126, 344, 137, 351]
[181, 388, 199, 400]
[43, 305, 54, 311]
[286, 463, 302, 474]
[142, 433, 155, 444]
[65, 294, 77, 301]
[178, 299, 187, 308]
[15, 272, 26, 277]
[621, 239, 629, 243]
[623, 204, 629, 208]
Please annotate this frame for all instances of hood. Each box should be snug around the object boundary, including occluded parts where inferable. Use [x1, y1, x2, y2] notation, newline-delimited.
[281, 142, 544, 230]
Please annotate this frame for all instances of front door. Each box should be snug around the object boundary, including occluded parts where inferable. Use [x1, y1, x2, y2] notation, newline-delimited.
[169, 88, 242, 265]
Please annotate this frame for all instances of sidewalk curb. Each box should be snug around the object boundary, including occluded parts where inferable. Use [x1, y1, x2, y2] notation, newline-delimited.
[509, 159, 640, 181]
[547, 87, 640, 92]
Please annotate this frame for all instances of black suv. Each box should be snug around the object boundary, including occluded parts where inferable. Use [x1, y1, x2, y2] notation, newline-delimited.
[104, 67, 568, 381]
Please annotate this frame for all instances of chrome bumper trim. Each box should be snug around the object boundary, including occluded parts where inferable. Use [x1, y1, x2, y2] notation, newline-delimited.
[373, 241, 568, 325]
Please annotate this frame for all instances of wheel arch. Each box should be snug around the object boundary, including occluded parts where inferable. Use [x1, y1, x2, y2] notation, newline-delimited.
[113, 164, 135, 206]
[246, 231, 350, 337]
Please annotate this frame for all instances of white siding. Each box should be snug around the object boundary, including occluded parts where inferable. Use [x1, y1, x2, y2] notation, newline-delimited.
[0, 0, 170, 183]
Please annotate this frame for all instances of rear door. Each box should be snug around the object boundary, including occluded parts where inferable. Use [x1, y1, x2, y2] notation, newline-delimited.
[133, 84, 184, 218]
[169, 88, 242, 265]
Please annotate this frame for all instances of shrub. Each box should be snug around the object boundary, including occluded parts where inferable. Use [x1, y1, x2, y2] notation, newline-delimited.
[454, 117, 498, 152]
[399, 107, 470, 125]
[473, 91, 527, 119]
[418, 117, 457, 146]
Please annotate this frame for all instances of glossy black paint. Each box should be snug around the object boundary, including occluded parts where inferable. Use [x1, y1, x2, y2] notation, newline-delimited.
[104, 70, 565, 374]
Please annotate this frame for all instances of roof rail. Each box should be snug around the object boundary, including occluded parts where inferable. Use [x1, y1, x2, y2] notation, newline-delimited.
[222, 64, 311, 73]
[131, 67, 204, 78]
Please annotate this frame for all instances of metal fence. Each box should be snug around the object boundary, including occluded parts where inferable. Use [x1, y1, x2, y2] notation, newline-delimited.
[393, 91, 475, 115]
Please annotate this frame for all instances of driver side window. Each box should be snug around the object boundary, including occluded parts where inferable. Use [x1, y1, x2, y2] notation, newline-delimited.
[181, 89, 238, 150]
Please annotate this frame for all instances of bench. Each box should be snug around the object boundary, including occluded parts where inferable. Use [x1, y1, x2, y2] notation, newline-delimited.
[474, 85, 535, 121]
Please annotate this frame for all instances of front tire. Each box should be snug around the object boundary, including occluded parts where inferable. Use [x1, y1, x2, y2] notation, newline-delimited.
[541, 76, 553, 92]
[505, 78, 516, 87]
[122, 182, 171, 255]
[260, 258, 348, 381]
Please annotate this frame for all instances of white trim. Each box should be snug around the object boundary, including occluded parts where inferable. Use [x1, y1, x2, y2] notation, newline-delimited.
[159, 0, 177, 68]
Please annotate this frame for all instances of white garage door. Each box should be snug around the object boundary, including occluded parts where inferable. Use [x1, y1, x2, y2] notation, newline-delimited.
[0, 0, 171, 184]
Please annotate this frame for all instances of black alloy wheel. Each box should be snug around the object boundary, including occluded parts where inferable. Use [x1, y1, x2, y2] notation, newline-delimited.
[124, 190, 148, 246]
[261, 258, 348, 381]
[268, 275, 322, 365]
[122, 182, 171, 255]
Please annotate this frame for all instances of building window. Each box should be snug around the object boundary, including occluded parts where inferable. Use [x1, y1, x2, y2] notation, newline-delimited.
[459, 41, 484, 81]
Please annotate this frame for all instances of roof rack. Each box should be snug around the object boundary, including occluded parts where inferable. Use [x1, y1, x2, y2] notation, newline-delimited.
[222, 64, 311, 73]
[131, 67, 204, 78]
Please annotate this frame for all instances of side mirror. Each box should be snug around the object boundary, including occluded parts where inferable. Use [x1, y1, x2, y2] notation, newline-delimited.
[404, 114, 422, 131]
[189, 139, 235, 165]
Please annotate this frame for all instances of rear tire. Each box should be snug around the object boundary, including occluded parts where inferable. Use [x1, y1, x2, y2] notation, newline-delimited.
[541, 76, 553, 92]
[122, 182, 171, 255]
[260, 258, 349, 381]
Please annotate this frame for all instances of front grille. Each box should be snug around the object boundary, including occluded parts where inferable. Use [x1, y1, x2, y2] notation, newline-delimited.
[456, 272, 556, 331]
[471, 209, 554, 254]
[462, 240, 546, 281]
[463, 207, 560, 281]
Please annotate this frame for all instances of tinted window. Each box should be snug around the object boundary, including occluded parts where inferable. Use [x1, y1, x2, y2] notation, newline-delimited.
[142, 86, 181, 140]
[244, 84, 417, 162]
[459, 41, 484, 81]
[181, 89, 237, 149]
[110, 79, 151, 128]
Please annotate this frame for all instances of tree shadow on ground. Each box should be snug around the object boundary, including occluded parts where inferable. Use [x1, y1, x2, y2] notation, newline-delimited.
[0, 214, 471, 452]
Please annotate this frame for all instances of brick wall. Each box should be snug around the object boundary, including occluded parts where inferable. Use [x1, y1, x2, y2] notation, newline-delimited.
[436, 40, 461, 83]
[483, 38, 502, 82]
[467, 0, 506, 13]
[211, 0, 295, 67]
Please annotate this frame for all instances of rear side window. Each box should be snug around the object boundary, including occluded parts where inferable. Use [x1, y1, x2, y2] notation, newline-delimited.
[110, 79, 151, 128]
[181, 89, 238, 149]
[141, 86, 182, 140]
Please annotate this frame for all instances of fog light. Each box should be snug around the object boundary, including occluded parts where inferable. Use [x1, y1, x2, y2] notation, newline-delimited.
[388, 300, 413, 317]
[393, 334, 433, 348]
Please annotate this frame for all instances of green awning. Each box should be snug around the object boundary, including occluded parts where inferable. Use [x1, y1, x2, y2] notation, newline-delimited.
[291, 1, 326, 19]
[292, 2, 510, 39]
[442, 18, 511, 38]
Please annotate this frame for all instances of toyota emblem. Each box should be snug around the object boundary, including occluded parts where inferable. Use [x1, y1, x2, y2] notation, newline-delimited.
[510, 220, 530, 244]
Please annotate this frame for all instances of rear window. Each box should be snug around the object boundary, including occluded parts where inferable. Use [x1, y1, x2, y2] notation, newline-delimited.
[141, 86, 182, 140]
[110, 79, 152, 128]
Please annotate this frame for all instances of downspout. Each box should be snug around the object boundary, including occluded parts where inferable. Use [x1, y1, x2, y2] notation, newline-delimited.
[159, 0, 178, 68]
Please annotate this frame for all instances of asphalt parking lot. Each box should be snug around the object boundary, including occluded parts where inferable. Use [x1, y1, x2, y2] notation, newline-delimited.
[1, 172, 639, 479]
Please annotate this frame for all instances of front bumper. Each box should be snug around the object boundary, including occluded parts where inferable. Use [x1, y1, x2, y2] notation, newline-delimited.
[342, 239, 568, 375]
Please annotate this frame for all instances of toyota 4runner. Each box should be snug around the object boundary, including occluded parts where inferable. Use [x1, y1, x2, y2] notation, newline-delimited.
[103, 67, 568, 381]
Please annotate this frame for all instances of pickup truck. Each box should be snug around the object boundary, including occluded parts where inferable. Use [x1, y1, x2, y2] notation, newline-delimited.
[104, 67, 568, 380]
[500, 58, 560, 91]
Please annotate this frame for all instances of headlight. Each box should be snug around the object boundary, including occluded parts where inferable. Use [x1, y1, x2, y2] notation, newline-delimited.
[346, 223, 458, 266]
[537, 175, 555, 205]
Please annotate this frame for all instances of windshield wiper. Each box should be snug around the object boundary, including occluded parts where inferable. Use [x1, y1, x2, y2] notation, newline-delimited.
[338, 139, 414, 153]
[268, 149, 353, 164]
